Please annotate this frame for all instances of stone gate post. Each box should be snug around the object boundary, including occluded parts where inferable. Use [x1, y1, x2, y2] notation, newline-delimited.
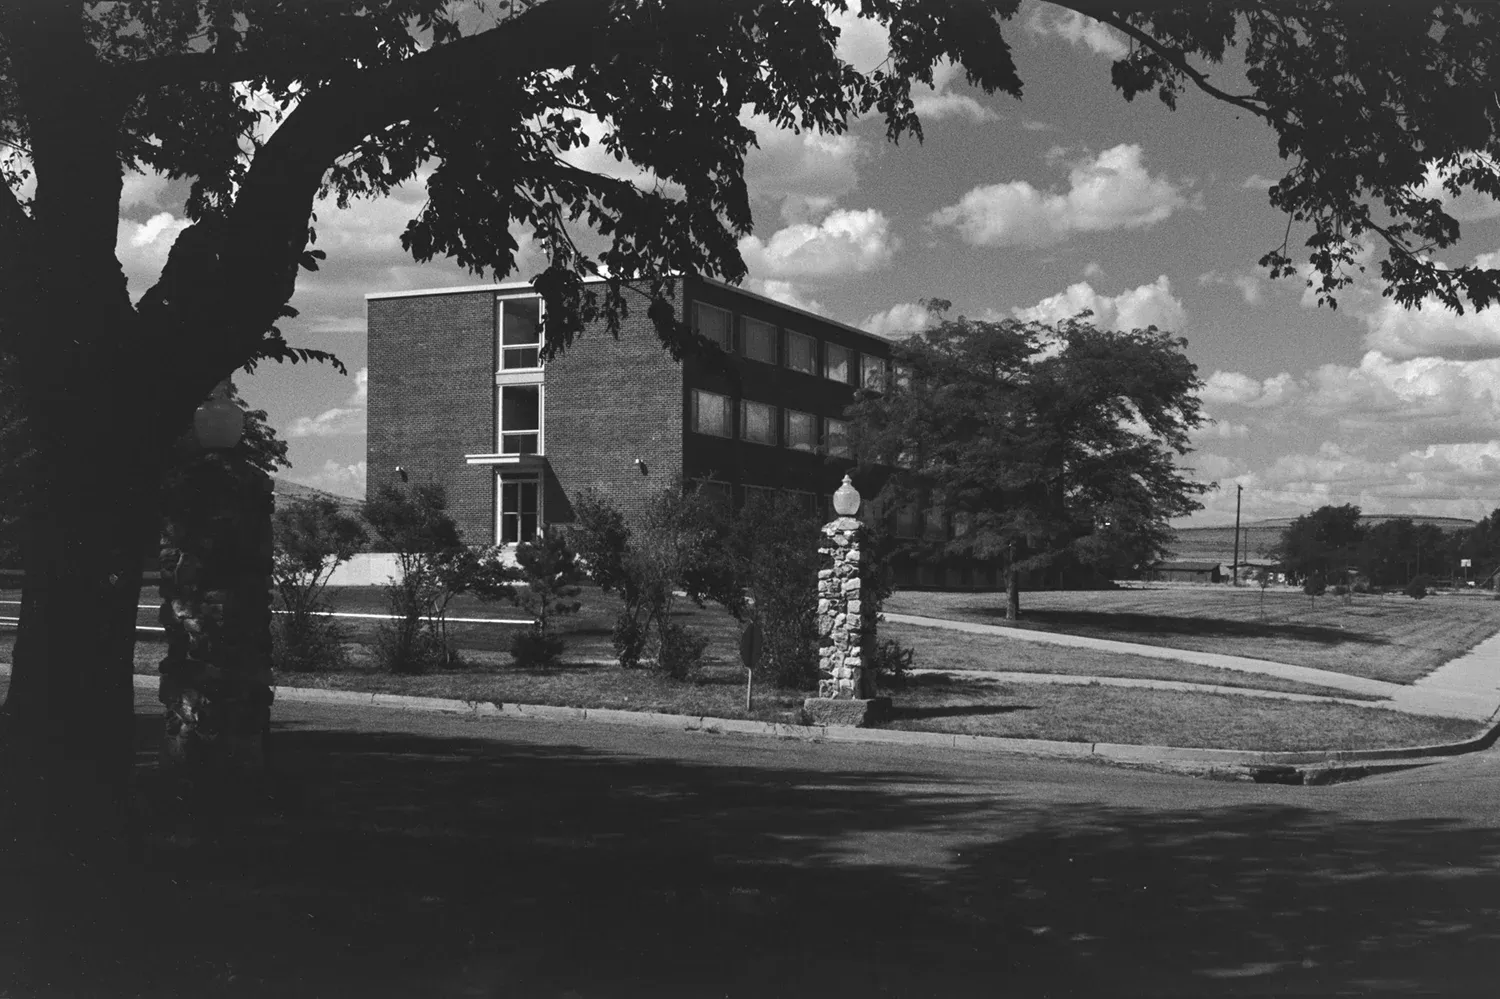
[804, 475, 890, 727]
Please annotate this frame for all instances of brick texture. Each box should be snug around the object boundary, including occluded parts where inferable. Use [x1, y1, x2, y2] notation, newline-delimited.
[543, 287, 684, 524]
[366, 290, 496, 544]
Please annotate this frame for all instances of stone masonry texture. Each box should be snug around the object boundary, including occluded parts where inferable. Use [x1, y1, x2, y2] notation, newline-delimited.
[816, 516, 876, 699]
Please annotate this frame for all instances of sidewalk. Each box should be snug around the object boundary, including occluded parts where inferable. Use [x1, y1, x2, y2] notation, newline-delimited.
[885, 612, 1500, 721]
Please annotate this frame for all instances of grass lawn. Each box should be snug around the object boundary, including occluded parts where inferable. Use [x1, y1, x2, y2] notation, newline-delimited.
[883, 673, 1483, 751]
[885, 584, 1500, 685]
[0, 582, 1483, 752]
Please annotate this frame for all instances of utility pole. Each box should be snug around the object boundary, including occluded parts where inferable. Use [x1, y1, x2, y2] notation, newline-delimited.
[1232, 484, 1243, 586]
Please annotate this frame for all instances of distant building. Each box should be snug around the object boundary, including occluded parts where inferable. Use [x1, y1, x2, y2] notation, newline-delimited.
[1148, 560, 1223, 584]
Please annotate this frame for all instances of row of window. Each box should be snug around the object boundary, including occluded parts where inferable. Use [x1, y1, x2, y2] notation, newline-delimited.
[694, 302, 888, 389]
[690, 389, 850, 455]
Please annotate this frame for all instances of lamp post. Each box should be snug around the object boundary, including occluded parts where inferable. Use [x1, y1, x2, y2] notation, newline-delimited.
[158, 379, 275, 792]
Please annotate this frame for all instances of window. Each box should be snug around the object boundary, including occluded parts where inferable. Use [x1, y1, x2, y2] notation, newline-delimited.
[790, 490, 818, 517]
[499, 384, 541, 454]
[743, 484, 778, 509]
[825, 342, 850, 383]
[692, 389, 731, 437]
[785, 409, 816, 451]
[499, 297, 542, 369]
[895, 505, 920, 539]
[824, 418, 850, 457]
[922, 507, 948, 541]
[785, 331, 816, 374]
[499, 477, 539, 544]
[861, 353, 887, 390]
[740, 399, 776, 445]
[693, 302, 732, 351]
[742, 318, 777, 364]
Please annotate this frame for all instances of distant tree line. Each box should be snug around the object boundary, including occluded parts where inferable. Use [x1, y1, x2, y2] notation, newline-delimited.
[1274, 504, 1500, 590]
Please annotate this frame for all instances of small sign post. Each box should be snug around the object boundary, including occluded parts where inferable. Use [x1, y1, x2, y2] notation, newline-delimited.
[739, 618, 764, 713]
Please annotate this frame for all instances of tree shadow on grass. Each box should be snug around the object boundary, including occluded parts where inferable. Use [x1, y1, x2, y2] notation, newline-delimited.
[19, 699, 1500, 997]
[959, 605, 1387, 648]
[891, 703, 1034, 720]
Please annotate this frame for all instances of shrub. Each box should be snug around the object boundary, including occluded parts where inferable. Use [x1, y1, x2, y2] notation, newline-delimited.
[869, 637, 916, 693]
[1330, 583, 1349, 596]
[656, 621, 709, 680]
[611, 614, 647, 670]
[510, 627, 566, 669]
[270, 495, 367, 673]
[1405, 576, 1429, 600]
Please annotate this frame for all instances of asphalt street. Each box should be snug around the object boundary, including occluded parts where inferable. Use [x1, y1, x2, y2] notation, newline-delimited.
[47, 683, 1494, 996]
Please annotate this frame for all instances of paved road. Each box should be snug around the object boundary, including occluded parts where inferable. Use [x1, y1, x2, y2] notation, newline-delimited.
[55, 683, 1500, 996]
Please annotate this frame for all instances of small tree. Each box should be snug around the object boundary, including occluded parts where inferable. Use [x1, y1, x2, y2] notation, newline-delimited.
[572, 486, 723, 677]
[1253, 566, 1272, 619]
[364, 481, 513, 672]
[1303, 573, 1327, 608]
[1405, 575, 1430, 600]
[509, 532, 583, 668]
[270, 496, 368, 672]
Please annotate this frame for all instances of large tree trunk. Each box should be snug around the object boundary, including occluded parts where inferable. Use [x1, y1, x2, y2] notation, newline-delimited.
[1006, 567, 1020, 621]
[0, 429, 163, 981]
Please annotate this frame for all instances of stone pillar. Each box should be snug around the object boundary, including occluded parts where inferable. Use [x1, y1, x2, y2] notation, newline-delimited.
[158, 451, 276, 780]
[804, 514, 890, 727]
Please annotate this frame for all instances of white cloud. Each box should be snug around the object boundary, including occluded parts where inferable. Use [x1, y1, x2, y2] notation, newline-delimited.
[1025, 4, 1129, 58]
[829, 9, 995, 124]
[745, 278, 827, 317]
[1241, 173, 1277, 191]
[1192, 419, 1250, 441]
[1013, 275, 1186, 332]
[930, 144, 1188, 247]
[286, 459, 367, 499]
[860, 301, 941, 339]
[1199, 369, 1301, 409]
[742, 113, 865, 224]
[739, 207, 898, 279]
[1362, 290, 1500, 360]
[286, 367, 367, 437]
[911, 61, 998, 123]
[1412, 153, 1500, 223]
[1198, 269, 1264, 305]
[115, 211, 192, 302]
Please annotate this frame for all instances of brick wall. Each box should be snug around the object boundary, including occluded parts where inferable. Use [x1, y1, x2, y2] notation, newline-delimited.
[543, 288, 684, 524]
[366, 290, 496, 544]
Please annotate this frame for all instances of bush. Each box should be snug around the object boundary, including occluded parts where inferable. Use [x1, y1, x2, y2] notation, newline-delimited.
[1303, 575, 1327, 598]
[372, 617, 450, 675]
[271, 614, 350, 673]
[1330, 583, 1349, 596]
[655, 622, 708, 680]
[869, 637, 916, 693]
[1405, 576, 1429, 600]
[510, 626, 566, 669]
[611, 614, 647, 670]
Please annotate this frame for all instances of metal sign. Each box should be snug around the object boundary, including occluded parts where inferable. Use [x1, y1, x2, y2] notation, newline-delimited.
[739, 618, 764, 668]
[1462, 559, 1473, 568]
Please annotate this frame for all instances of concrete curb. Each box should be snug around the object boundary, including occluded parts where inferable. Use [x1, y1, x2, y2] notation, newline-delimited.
[3, 666, 1493, 780]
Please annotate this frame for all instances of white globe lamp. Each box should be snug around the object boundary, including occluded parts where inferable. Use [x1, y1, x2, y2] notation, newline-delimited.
[193, 380, 244, 450]
[832, 474, 861, 517]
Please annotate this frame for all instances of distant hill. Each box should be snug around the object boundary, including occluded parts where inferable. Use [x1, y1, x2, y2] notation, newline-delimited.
[1171, 514, 1478, 563]
[272, 478, 364, 515]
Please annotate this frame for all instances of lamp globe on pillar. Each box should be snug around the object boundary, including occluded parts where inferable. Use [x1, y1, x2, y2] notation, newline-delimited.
[833, 474, 861, 518]
[193, 380, 244, 450]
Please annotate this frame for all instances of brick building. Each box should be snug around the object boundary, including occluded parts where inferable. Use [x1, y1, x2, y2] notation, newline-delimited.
[365, 276, 892, 546]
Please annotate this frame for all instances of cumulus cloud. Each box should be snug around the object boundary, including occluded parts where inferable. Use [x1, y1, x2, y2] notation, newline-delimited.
[1012, 275, 1187, 332]
[286, 368, 367, 438]
[860, 301, 942, 339]
[742, 113, 865, 224]
[115, 211, 192, 302]
[929, 144, 1188, 247]
[286, 459, 367, 499]
[1198, 270, 1263, 305]
[745, 278, 828, 317]
[1362, 288, 1500, 360]
[1241, 173, 1277, 191]
[831, 10, 996, 123]
[1412, 153, 1500, 223]
[739, 207, 898, 279]
[1191, 419, 1250, 441]
[1199, 370, 1301, 409]
[1025, 4, 1129, 58]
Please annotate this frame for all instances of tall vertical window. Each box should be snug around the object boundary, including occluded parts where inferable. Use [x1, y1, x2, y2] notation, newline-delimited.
[785, 409, 816, 451]
[824, 418, 850, 457]
[693, 302, 733, 351]
[499, 384, 541, 454]
[740, 400, 776, 445]
[824, 343, 850, 383]
[741, 318, 777, 363]
[691, 389, 731, 437]
[861, 353, 887, 390]
[785, 331, 816, 374]
[500, 297, 542, 369]
[895, 504, 920, 539]
[499, 478, 539, 544]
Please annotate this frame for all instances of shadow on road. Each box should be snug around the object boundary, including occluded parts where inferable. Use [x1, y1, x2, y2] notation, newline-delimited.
[15, 703, 1500, 997]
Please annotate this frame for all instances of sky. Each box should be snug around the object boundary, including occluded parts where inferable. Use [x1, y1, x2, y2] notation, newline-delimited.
[109, 3, 1500, 528]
